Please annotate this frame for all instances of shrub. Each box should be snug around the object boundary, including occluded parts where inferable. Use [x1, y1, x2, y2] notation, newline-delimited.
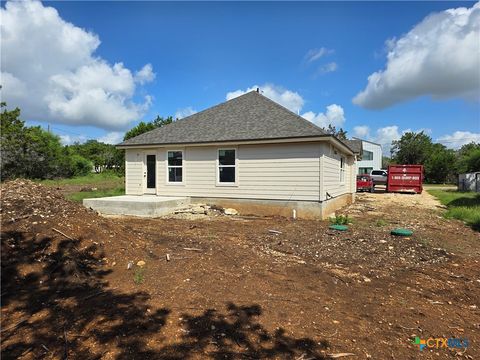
[329, 214, 351, 225]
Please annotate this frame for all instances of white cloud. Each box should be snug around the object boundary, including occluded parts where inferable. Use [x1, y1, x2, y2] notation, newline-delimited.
[353, 125, 370, 139]
[226, 84, 305, 114]
[304, 47, 334, 63]
[373, 126, 401, 150]
[175, 107, 197, 119]
[134, 64, 155, 85]
[59, 134, 87, 146]
[353, 2, 480, 109]
[437, 131, 480, 148]
[1, 1, 155, 130]
[316, 62, 338, 76]
[97, 131, 124, 145]
[301, 104, 345, 128]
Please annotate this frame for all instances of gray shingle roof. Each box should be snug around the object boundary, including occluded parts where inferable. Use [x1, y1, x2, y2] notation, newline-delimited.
[118, 91, 329, 146]
[343, 139, 362, 154]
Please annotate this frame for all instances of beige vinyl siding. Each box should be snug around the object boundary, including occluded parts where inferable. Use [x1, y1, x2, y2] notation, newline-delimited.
[156, 142, 321, 201]
[347, 155, 356, 193]
[322, 143, 355, 199]
[125, 149, 144, 195]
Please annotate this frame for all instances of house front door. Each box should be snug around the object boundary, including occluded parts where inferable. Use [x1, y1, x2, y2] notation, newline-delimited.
[144, 153, 156, 194]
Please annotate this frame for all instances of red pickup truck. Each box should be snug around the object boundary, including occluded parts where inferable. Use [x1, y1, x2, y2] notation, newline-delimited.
[356, 174, 374, 192]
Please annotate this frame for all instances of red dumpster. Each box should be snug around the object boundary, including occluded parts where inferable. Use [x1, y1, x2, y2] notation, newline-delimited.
[387, 165, 423, 194]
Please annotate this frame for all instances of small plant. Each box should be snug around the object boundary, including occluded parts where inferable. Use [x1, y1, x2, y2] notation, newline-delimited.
[376, 219, 388, 227]
[329, 214, 351, 225]
[133, 268, 145, 284]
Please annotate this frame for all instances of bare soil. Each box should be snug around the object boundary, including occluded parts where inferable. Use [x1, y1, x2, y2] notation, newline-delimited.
[1, 180, 479, 359]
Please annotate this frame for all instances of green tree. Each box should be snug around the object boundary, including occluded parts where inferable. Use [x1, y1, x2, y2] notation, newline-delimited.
[464, 149, 480, 172]
[321, 124, 347, 140]
[1, 102, 92, 179]
[68, 140, 123, 173]
[124, 115, 174, 141]
[424, 144, 456, 183]
[382, 156, 392, 169]
[22, 125, 65, 178]
[1, 103, 25, 178]
[456, 142, 480, 174]
[391, 131, 433, 164]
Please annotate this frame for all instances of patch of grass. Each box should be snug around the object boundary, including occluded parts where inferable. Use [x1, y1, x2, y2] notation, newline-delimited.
[329, 214, 351, 225]
[423, 183, 456, 187]
[37, 171, 124, 187]
[67, 187, 125, 202]
[376, 219, 388, 227]
[133, 268, 145, 285]
[428, 189, 480, 231]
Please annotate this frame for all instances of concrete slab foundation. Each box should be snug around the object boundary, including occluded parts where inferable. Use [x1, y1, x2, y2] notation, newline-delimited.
[83, 193, 354, 220]
[192, 193, 355, 220]
[83, 195, 190, 217]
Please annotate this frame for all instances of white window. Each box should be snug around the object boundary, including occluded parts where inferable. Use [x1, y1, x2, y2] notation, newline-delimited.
[340, 156, 345, 183]
[362, 150, 374, 161]
[217, 149, 236, 185]
[167, 150, 183, 183]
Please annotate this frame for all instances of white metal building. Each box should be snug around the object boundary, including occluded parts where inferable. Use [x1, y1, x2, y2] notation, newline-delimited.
[458, 172, 480, 192]
[353, 138, 383, 175]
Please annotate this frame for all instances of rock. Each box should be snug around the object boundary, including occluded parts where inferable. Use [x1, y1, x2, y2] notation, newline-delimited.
[224, 208, 238, 216]
[191, 206, 207, 215]
[137, 260, 146, 267]
[127, 261, 133, 270]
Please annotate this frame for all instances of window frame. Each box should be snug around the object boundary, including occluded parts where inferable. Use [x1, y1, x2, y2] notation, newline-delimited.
[216, 147, 238, 187]
[166, 149, 185, 185]
[340, 156, 346, 184]
[362, 149, 374, 161]
[359, 167, 373, 175]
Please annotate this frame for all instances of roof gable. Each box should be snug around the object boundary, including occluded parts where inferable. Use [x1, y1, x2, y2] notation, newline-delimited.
[119, 91, 327, 146]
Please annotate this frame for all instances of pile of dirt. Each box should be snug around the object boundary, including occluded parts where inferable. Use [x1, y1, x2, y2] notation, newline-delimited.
[0, 180, 144, 284]
[1, 178, 140, 244]
[2, 179, 91, 225]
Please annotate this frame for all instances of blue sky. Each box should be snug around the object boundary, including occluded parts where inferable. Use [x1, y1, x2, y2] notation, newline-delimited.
[1, 1, 479, 152]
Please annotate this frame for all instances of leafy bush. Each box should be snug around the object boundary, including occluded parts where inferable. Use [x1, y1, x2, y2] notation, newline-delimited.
[329, 214, 351, 225]
[133, 268, 145, 284]
[69, 155, 92, 177]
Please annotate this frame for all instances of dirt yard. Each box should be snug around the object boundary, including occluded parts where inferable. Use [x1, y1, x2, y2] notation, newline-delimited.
[1, 180, 479, 359]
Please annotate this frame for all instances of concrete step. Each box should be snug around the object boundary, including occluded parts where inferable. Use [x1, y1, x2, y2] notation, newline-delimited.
[83, 195, 190, 217]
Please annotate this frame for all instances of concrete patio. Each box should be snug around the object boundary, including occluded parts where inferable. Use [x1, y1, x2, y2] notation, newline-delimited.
[83, 195, 190, 217]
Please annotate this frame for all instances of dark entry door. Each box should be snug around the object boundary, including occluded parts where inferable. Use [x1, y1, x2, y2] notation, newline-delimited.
[145, 154, 156, 193]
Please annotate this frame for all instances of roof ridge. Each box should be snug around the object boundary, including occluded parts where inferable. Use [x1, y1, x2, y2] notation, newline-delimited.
[139, 91, 258, 139]
[119, 90, 332, 146]
[253, 91, 327, 135]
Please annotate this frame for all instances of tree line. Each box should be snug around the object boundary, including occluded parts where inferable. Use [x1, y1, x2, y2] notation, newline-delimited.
[1, 103, 478, 183]
[0, 104, 173, 180]
[390, 131, 480, 184]
[318, 125, 479, 183]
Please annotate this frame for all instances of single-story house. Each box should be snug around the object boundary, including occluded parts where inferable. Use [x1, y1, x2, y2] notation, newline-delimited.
[117, 90, 359, 219]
